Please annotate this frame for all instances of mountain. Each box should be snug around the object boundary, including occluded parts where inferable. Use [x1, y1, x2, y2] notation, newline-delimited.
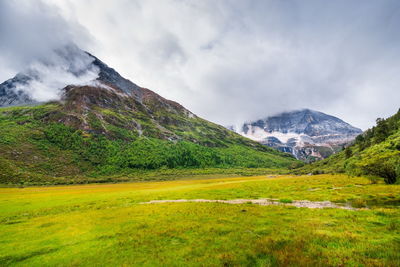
[230, 109, 362, 162]
[0, 45, 298, 184]
[298, 109, 400, 184]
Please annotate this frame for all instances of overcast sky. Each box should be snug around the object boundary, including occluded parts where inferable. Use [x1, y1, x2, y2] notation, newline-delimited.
[1, 0, 400, 129]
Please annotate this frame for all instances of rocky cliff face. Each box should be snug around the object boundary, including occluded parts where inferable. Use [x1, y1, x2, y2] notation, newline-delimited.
[232, 109, 362, 162]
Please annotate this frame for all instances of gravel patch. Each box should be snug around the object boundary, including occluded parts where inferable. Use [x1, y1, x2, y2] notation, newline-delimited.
[140, 198, 358, 210]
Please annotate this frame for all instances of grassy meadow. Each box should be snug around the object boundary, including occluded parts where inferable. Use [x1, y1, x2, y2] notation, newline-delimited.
[1, 174, 399, 266]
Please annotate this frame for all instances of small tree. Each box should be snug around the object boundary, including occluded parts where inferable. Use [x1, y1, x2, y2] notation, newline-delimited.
[344, 147, 353, 159]
[374, 118, 390, 143]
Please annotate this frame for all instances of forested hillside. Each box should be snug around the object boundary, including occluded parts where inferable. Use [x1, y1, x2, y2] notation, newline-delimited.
[298, 109, 400, 184]
[0, 101, 298, 185]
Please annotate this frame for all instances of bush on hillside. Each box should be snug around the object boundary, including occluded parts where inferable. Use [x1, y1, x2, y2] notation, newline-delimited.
[358, 152, 399, 184]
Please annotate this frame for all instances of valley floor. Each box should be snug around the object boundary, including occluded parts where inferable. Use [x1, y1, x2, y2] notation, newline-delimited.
[0, 174, 399, 266]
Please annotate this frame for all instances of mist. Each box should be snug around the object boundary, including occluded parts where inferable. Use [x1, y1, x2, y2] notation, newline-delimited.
[14, 45, 99, 102]
[0, 0, 97, 102]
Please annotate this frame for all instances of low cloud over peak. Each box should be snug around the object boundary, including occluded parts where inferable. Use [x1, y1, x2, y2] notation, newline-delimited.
[0, 1, 97, 102]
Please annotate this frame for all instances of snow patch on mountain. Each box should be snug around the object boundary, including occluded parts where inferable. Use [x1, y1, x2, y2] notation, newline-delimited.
[241, 125, 304, 144]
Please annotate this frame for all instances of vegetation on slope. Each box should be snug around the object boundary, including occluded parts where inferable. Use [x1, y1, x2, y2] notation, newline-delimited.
[297, 109, 400, 184]
[0, 102, 299, 185]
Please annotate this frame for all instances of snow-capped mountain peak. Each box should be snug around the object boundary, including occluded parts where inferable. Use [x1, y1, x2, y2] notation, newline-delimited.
[231, 109, 362, 162]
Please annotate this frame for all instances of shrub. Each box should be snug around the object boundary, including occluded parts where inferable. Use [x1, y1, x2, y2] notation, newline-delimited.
[360, 158, 398, 184]
[311, 169, 324, 175]
[344, 147, 352, 159]
[352, 198, 367, 208]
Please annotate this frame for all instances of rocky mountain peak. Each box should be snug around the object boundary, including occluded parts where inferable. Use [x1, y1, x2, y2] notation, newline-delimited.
[0, 45, 143, 108]
[250, 109, 361, 136]
[88, 52, 143, 101]
[233, 109, 362, 162]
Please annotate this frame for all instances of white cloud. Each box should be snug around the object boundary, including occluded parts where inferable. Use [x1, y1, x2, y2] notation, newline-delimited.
[3, 0, 400, 129]
[15, 45, 99, 102]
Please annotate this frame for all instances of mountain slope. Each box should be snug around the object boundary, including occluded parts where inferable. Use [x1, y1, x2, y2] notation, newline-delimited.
[0, 48, 299, 184]
[297, 109, 400, 184]
[0, 74, 35, 106]
[232, 109, 362, 162]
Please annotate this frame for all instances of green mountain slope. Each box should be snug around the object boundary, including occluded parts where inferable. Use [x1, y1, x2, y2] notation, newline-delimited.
[297, 109, 400, 184]
[0, 84, 299, 184]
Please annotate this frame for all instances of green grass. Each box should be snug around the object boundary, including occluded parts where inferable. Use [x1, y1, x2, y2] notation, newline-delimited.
[0, 174, 399, 266]
[279, 198, 293, 203]
[0, 167, 291, 186]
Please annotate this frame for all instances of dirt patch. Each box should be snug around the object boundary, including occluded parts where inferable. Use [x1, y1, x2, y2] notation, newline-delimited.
[140, 198, 358, 210]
